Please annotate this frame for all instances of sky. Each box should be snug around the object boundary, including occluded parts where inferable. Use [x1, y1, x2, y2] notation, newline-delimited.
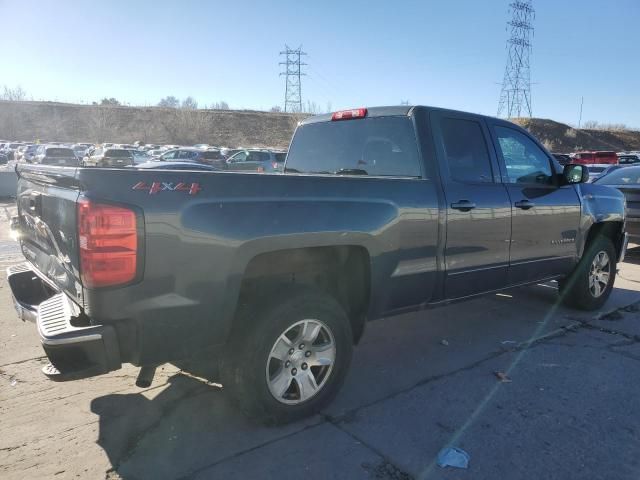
[1, 0, 639, 127]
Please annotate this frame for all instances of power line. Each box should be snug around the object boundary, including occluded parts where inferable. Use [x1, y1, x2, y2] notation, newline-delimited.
[497, 0, 535, 118]
[279, 45, 307, 113]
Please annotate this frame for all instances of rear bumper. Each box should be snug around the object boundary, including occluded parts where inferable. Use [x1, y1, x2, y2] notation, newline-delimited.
[7, 263, 121, 381]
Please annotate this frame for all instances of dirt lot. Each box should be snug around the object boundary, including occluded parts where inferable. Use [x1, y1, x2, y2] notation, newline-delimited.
[1, 200, 639, 480]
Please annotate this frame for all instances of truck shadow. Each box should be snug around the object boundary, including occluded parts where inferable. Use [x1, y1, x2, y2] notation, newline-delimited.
[90, 373, 315, 479]
[89, 281, 640, 479]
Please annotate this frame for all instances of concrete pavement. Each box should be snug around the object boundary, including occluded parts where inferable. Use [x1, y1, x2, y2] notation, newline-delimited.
[1, 198, 639, 479]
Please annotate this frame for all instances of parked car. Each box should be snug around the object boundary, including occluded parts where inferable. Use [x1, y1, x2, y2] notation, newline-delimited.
[23, 144, 40, 163]
[133, 161, 218, 171]
[72, 144, 89, 160]
[147, 149, 164, 159]
[32, 146, 79, 166]
[14, 145, 32, 162]
[225, 149, 284, 172]
[571, 151, 618, 165]
[552, 153, 572, 165]
[586, 164, 618, 182]
[618, 154, 640, 165]
[128, 149, 152, 164]
[594, 165, 640, 242]
[158, 148, 227, 169]
[8, 105, 628, 424]
[83, 148, 134, 167]
[220, 147, 242, 158]
[3, 143, 24, 160]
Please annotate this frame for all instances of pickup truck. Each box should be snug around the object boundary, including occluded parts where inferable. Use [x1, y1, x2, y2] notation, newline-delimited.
[8, 106, 628, 424]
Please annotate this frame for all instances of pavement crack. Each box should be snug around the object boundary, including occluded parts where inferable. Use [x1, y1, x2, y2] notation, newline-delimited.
[324, 418, 414, 479]
[574, 320, 640, 342]
[173, 421, 325, 480]
[0, 356, 48, 368]
[326, 348, 510, 426]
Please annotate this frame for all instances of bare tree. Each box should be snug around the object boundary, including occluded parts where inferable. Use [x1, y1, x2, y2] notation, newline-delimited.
[181, 96, 198, 110]
[211, 101, 229, 110]
[303, 100, 322, 114]
[158, 96, 180, 108]
[270, 105, 282, 112]
[100, 97, 121, 106]
[87, 106, 117, 142]
[2, 85, 27, 101]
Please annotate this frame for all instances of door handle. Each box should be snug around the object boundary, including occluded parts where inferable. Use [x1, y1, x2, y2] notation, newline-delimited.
[515, 200, 535, 210]
[451, 200, 477, 212]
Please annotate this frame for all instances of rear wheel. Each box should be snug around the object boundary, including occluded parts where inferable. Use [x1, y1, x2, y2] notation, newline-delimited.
[560, 236, 616, 310]
[221, 287, 353, 424]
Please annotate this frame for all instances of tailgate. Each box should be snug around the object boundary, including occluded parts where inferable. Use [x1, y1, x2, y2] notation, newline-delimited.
[16, 165, 83, 305]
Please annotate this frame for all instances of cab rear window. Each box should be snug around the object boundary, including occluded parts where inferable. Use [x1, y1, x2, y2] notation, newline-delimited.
[286, 116, 421, 177]
[46, 148, 74, 157]
[104, 149, 132, 157]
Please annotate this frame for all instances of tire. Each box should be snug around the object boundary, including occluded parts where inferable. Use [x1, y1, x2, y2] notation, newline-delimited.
[221, 286, 353, 425]
[559, 235, 617, 310]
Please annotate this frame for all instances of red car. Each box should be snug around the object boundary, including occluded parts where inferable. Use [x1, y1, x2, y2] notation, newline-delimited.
[571, 151, 618, 165]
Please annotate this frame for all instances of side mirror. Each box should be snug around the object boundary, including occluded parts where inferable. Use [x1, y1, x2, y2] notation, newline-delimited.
[563, 164, 588, 184]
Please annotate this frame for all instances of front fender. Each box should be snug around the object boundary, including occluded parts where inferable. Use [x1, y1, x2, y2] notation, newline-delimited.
[576, 183, 626, 256]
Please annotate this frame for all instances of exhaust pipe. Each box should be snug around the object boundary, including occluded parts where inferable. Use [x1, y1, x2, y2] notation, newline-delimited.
[135, 365, 157, 388]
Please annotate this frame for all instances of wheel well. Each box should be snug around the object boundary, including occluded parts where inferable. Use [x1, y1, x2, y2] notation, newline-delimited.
[584, 221, 624, 258]
[239, 246, 371, 343]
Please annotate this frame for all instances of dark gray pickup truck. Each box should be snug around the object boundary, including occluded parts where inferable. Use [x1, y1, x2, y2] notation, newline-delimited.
[8, 106, 628, 423]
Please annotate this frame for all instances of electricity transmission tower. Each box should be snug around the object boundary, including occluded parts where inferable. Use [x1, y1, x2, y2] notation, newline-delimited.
[497, 0, 535, 118]
[279, 45, 307, 113]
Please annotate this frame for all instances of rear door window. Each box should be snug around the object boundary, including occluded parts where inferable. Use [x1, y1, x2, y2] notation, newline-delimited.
[285, 116, 421, 177]
[440, 117, 493, 183]
[177, 150, 198, 160]
[247, 151, 270, 162]
[162, 150, 178, 160]
[201, 150, 223, 160]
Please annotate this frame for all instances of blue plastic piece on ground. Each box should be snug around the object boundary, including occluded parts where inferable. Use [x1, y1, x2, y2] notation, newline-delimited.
[437, 447, 470, 469]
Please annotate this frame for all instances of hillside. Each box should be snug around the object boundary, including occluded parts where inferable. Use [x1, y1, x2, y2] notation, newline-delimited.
[511, 118, 640, 153]
[0, 101, 304, 149]
[1, 101, 639, 152]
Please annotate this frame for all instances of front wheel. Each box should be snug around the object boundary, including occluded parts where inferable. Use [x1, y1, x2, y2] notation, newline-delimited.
[559, 236, 617, 310]
[221, 287, 353, 424]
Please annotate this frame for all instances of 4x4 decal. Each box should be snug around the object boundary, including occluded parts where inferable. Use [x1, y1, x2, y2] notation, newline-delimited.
[132, 181, 201, 195]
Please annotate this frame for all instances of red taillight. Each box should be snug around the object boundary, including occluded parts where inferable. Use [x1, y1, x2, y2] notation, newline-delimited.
[77, 199, 138, 288]
[331, 108, 367, 121]
[257, 166, 265, 173]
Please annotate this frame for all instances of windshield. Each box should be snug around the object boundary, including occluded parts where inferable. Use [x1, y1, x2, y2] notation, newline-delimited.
[286, 116, 421, 177]
[597, 167, 640, 184]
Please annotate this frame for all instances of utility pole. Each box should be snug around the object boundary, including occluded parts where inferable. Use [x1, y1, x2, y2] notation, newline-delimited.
[497, 0, 535, 118]
[578, 96, 584, 129]
[279, 45, 307, 113]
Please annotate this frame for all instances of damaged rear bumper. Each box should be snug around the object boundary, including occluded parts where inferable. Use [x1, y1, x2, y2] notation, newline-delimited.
[7, 263, 121, 381]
